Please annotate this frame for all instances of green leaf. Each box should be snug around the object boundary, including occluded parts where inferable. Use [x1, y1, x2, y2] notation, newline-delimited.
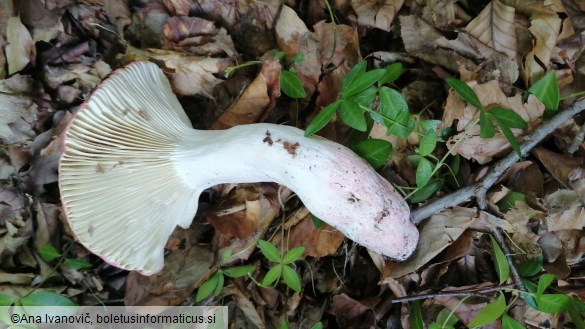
[376, 86, 412, 136]
[223, 265, 255, 278]
[343, 68, 385, 98]
[493, 115, 522, 158]
[310, 322, 323, 329]
[418, 130, 437, 156]
[311, 214, 325, 228]
[522, 278, 539, 309]
[196, 272, 221, 302]
[19, 291, 76, 306]
[342, 61, 367, 93]
[379, 86, 409, 115]
[353, 87, 377, 109]
[63, 258, 93, 270]
[283, 247, 305, 264]
[0, 294, 14, 306]
[446, 78, 484, 110]
[282, 265, 302, 292]
[468, 292, 506, 327]
[39, 245, 61, 261]
[339, 100, 367, 131]
[416, 157, 433, 188]
[378, 62, 402, 85]
[497, 191, 526, 212]
[258, 240, 282, 263]
[490, 107, 528, 129]
[383, 111, 414, 137]
[536, 273, 555, 299]
[518, 255, 543, 277]
[410, 301, 424, 329]
[214, 272, 225, 296]
[293, 53, 304, 64]
[490, 235, 510, 285]
[262, 265, 283, 287]
[480, 110, 496, 138]
[353, 139, 393, 169]
[502, 314, 525, 329]
[304, 100, 340, 136]
[528, 71, 559, 113]
[436, 308, 459, 327]
[567, 298, 585, 329]
[410, 178, 444, 203]
[281, 70, 307, 99]
[221, 249, 233, 263]
[537, 294, 570, 313]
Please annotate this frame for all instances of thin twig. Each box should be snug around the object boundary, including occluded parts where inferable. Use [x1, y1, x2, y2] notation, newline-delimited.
[411, 99, 585, 224]
[392, 283, 514, 303]
[489, 227, 528, 295]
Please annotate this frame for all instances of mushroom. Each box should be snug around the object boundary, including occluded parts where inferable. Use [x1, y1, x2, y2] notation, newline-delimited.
[58, 61, 418, 275]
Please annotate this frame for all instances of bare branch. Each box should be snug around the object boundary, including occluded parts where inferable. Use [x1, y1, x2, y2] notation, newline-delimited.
[411, 99, 585, 224]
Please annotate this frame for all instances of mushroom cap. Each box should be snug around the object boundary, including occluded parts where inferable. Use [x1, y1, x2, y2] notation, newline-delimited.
[59, 62, 199, 275]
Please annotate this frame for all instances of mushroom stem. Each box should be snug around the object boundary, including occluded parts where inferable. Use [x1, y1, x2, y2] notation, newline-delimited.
[174, 124, 418, 261]
[59, 61, 418, 275]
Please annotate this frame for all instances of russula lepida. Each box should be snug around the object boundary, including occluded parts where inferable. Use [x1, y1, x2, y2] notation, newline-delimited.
[58, 61, 418, 275]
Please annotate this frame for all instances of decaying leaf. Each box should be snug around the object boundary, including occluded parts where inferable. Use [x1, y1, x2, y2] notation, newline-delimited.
[211, 58, 281, 129]
[272, 207, 346, 258]
[465, 0, 517, 58]
[523, 12, 562, 85]
[6, 16, 35, 75]
[124, 244, 215, 306]
[0, 75, 37, 143]
[351, 0, 404, 32]
[381, 207, 476, 279]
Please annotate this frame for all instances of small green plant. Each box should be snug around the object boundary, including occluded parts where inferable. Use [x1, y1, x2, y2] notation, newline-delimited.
[445, 78, 528, 158]
[0, 244, 86, 308]
[39, 244, 93, 270]
[305, 61, 412, 137]
[464, 235, 584, 328]
[257, 240, 305, 292]
[195, 264, 256, 302]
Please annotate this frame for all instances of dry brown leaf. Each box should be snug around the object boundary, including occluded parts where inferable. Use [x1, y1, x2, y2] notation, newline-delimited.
[163, 16, 236, 56]
[381, 207, 476, 279]
[6, 16, 35, 75]
[273, 208, 346, 258]
[465, 0, 517, 58]
[223, 284, 266, 329]
[522, 12, 562, 85]
[212, 58, 281, 129]
[443, 80, 545, 164]
[124, 244, 215, 306]
[275, 5, 310, 57]
[211, 184, 290, 264]
[329, 293, 377, 327]
[400, 15, 519, 85]
[313, 22, 360, 67]
[421, 0, 459, 28]
[532, 147, 582, 186]
[351, 0, 404, 32]
[104, 0, 131, 36]
[563, 0, 585, 33]
[0, 75, 37, 143]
